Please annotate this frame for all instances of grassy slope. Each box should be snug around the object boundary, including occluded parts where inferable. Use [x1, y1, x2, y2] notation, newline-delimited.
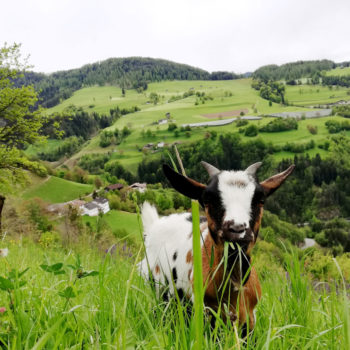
[82, 210, 141, 239]
[325, 66, 350, 76]
[285, 85, 350, 106]
[24, 139, 65, 158]
[45, 79, 350, 173]
[0, 241, 348, 348]
[22, 176, 94, 203]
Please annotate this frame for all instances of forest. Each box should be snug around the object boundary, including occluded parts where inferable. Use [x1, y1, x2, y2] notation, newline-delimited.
[253, 60, 335, 81]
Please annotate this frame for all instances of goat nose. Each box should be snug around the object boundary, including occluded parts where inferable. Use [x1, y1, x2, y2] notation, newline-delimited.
[224, 221, 246, 233]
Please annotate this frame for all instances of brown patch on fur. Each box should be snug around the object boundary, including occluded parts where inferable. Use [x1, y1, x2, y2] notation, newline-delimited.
[155, 265, 160, 274]
[247, 206, 264, 255]
[200, 222, 208, 233]
[188, 268, 192, 281]
[228, 179, 247, 188]
[238, 267, 261, 329]
[186, 250, 193, 264]
[205, 207, 217, 235]
[201, 233, 225, 299]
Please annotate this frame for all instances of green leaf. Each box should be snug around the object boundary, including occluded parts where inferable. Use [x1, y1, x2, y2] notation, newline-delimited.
[58, 286, 76, 299]
[0, 276, 14, 290]
[40, 263, 64, 274]
[209, 245, 215, 268]
[18, 267, 30, 278]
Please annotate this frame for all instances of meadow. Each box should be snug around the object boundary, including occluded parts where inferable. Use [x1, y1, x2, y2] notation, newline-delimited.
[325, 67, 350, 76]
[22, 176, 94, 204]
[42, 79, 350, 174]
[0, 236, 348, 349]
[285, 85, 350, 106]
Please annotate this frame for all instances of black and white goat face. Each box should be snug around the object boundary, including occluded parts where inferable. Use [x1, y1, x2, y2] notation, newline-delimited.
[163, 161, 295, 246]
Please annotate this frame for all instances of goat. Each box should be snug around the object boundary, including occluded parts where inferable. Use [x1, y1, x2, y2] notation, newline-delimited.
[139, 161, 295, 335]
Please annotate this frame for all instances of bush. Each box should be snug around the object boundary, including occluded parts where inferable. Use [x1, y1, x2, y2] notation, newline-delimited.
[260, 118, 298, 132]
[325, 120, 350, 134]
[168, 123, 177, 131]
[235, 119, 248, 127]
[244, 124, 259, 137]
[307, 124, 318, 135]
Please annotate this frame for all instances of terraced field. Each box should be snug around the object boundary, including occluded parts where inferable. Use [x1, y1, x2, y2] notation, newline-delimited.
[41, 79, 350, 173]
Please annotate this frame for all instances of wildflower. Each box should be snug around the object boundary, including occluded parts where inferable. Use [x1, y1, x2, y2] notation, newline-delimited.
[0, 307, 6, 314]
[0, 248, 8, 257]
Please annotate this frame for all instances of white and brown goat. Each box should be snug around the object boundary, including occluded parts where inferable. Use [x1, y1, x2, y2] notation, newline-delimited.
[139, 161, 294, 334]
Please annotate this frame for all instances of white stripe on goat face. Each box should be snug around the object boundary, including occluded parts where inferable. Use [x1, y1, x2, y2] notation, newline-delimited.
[218, 170, 256, 227]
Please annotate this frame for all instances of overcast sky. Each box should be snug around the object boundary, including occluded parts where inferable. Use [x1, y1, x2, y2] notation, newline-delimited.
[1, 0, 350, 74]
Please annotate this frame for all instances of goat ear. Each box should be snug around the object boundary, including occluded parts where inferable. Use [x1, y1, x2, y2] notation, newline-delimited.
[260, 165, 295, 197]
[163, 164, 205, 203]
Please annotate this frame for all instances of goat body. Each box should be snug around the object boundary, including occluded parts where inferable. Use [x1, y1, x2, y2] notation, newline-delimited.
[139, 161, 295, 333]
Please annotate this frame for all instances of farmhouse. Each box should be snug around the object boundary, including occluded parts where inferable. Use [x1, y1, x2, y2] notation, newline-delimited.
[104, 183, 124, 192]
[81, 202, 100, 216]
[129, 182, 147, 193]
[93, 197, 110, 214]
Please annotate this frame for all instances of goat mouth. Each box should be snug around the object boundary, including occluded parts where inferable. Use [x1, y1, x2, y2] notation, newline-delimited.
[223, 229, 253, 243]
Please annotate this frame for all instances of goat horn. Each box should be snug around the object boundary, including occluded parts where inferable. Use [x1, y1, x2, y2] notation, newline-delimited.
[245, 162, 262, 176]
[201, 161, 220, 178]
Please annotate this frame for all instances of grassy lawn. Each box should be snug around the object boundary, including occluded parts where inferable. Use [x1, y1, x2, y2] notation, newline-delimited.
[23, 176, 94, 203]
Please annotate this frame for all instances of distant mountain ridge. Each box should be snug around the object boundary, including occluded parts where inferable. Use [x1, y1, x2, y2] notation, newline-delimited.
[16, 57, 240, 108]
[15, 57, 350, 109]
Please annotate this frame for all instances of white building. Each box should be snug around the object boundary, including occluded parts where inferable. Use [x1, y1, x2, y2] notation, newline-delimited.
[93, 197, 110, 214]
[81, 202, 100, 216]
[81, 197, 110, 216]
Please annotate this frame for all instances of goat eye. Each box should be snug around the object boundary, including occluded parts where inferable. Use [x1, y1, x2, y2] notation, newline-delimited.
[259, 199, 265, 205]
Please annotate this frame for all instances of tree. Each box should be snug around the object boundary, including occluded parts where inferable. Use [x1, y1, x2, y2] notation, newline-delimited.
[0, 43, 47, 232]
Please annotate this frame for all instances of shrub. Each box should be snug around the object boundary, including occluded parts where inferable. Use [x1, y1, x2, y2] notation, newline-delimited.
[307, 124, 318, 135]
[236, 119, 248, 127]
[260, 117, 298, 132]
[244, 124, 259, 137]
[168, 123, 177, 131]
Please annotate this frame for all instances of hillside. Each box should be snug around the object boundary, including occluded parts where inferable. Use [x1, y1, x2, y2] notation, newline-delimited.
[19, 57, 241, 109]
[40, 79, 350, 174]
[253, 60, 335, 81]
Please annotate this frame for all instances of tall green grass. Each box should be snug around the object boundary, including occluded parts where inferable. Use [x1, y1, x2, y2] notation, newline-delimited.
[0, 237, 348, 348]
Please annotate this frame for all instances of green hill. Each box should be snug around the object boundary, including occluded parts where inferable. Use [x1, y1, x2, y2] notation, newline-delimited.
[20, 57, 241, 109]
[325, 66, 350, 76]
[23, 176, 93, 203]
[44, 78, 350, 173]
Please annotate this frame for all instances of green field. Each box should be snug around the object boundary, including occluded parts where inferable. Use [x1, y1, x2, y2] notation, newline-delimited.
[44, 79, 350, 173]
[325, 66, 350, 76]
[23, 176, 94, 203]
[285, 85, 350, 106]
[82, 210, 141, 239]
[24, 139, 65, 158]
[0, 239, 348, 348]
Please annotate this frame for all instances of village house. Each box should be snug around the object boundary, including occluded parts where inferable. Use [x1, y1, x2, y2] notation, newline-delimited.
[104, 183, 124, 192]
[93, 197, 110, 214]
[81, 202, 100, 216]
[129, 182, 147, 193]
